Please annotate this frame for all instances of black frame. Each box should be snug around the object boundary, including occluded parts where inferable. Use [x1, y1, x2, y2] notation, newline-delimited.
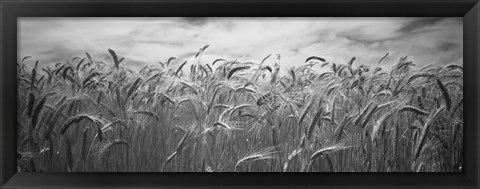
[1, 0, 479, 188]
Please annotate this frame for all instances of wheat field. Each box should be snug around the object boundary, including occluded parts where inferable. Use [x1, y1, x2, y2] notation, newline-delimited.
[16, 47, 463, 172]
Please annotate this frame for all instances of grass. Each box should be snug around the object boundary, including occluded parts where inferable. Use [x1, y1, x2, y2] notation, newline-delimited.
[16, 46, 463, 172]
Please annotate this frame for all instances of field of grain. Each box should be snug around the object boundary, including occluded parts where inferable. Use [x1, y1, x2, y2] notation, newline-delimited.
[16, 47, 463, 172]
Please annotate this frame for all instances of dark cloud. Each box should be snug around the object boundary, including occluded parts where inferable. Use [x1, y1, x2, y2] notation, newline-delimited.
[181, 17, 209, 26]
[290, 48, 300, 53]
[344, 36, 392, 46]
[336, 26, 397, 47]
[397, 18, 445, 33]
[138, 40, 184, 47]
[437, 41, 459, 52]
[127, 22, 192, 37]
[341, 18, 448, 47]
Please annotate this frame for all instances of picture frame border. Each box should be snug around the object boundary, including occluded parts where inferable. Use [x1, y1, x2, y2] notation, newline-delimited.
[1, 0, 479, 188]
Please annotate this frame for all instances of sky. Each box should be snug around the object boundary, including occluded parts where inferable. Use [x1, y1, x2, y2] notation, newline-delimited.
[18, 17, 463, 73]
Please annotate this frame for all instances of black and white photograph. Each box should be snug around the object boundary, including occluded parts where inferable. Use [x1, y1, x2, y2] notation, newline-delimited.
[16, 17, 463, 172]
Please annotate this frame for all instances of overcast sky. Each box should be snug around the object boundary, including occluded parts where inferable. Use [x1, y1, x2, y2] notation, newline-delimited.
[18, 17, 463, 73]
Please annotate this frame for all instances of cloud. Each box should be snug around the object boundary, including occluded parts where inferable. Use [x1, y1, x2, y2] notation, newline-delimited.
[19, 17, 463, 73]
[397, 17, 445, 33]
[180, 17, 209, 26]
[138, 40, 184, 47]
[437, 41, 459, 52]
